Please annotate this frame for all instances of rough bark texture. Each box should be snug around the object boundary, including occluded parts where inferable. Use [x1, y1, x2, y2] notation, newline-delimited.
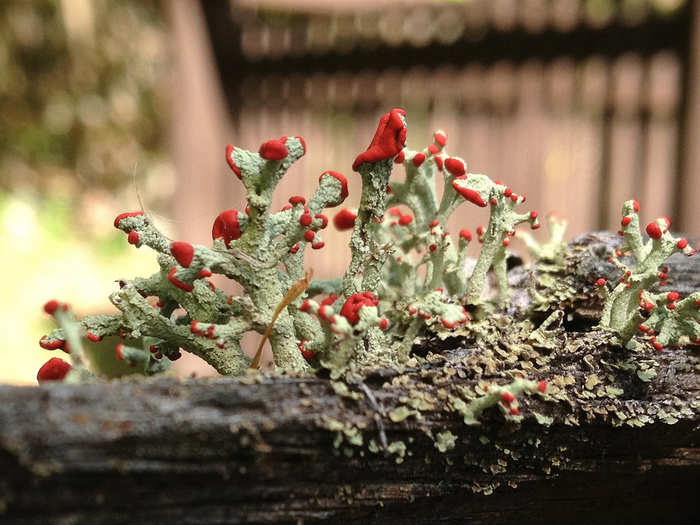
[1, 233, 698, 524]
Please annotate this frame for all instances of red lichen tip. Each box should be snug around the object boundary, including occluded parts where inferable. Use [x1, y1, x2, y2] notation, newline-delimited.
[677, 238, 688, 250]
[621, 216, 632, 227]
[43, 299, 60, 316]
[225, 144, 242, 178]
[451, 180, 487, 207]
[319, 295, 338, 307]
[304, 230, 316, 242]
[127, 231, 140, 245]
[594, 278, 606, 287]
[299, 339, 315, 360]
[667, 291, 679, 303]
[299, 213, 313, 227]
[333, 209, 357, 231]
[37, 357, 72, 383]
[440, 318, 456, 329]
[314, 214, 329, 229]
[434, 130, 447, 147]
[352, 108, 407, 171]
[319, 171, 349, 204]
[114, 211, 144, 229]
[86, 332, 102, 343]
[501, 391, 515, 405]
[379, 318, 389, 330]
[428, 144, 439, 155]
[646, 222, 663, 239]
[412, 152, 426, 167]
[289, 195, 306, 206]
[444, 157, 466, 176]
[632, 199, 640, 212]
[394, 151, 405, 164]
[212, 209, 242, 248]
[39, 335, 65, 351]
[168, 267, 193, 292]
[170, 241, 195, 268]
[459, 229, 472, 242]
[259, 138, 289, 161]
[399, 214, 413, 226]
[340, 292, 379, 325]
[537, 380, 547, 393]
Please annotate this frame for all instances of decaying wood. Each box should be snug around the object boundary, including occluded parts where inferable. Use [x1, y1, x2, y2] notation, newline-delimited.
[0, 233, 698, 524]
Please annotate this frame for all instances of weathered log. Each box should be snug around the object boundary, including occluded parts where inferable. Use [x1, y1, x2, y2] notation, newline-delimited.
[1, 233, 698, 524]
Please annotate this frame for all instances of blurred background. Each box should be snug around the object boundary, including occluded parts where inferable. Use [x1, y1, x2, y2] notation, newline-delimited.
[2, 0, 699, 384]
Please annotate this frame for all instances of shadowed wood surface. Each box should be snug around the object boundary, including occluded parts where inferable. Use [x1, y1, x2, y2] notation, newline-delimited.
[1, 233, 698, 524]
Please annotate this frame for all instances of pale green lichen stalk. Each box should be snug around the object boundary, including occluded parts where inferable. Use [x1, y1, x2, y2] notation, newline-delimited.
[453, 175, 540, 305]
[515, 213, 569, 264]
[451, 378, 548, 426]
[597, 199, 697, 347]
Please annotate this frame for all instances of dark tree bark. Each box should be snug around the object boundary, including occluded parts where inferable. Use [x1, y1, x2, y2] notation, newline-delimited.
[1, 233, 698, 524]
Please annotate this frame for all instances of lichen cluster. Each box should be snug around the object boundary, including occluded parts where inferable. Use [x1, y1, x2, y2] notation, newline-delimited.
[36, 109, 699, 430]
[596, 199, 699, 349]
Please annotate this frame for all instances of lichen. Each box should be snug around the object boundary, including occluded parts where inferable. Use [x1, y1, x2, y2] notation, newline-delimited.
[36, 109, 545, 380]
[597, 199, 697, 348]
[33, 108, 700, 496]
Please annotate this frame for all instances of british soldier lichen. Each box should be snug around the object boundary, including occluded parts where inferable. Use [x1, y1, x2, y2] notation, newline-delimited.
[596, 199, 698, 349]
[36, 110, 698, 396]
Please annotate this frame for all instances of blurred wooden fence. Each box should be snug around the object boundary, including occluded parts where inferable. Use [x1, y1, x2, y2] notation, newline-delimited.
[186, 0, 700, 281]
